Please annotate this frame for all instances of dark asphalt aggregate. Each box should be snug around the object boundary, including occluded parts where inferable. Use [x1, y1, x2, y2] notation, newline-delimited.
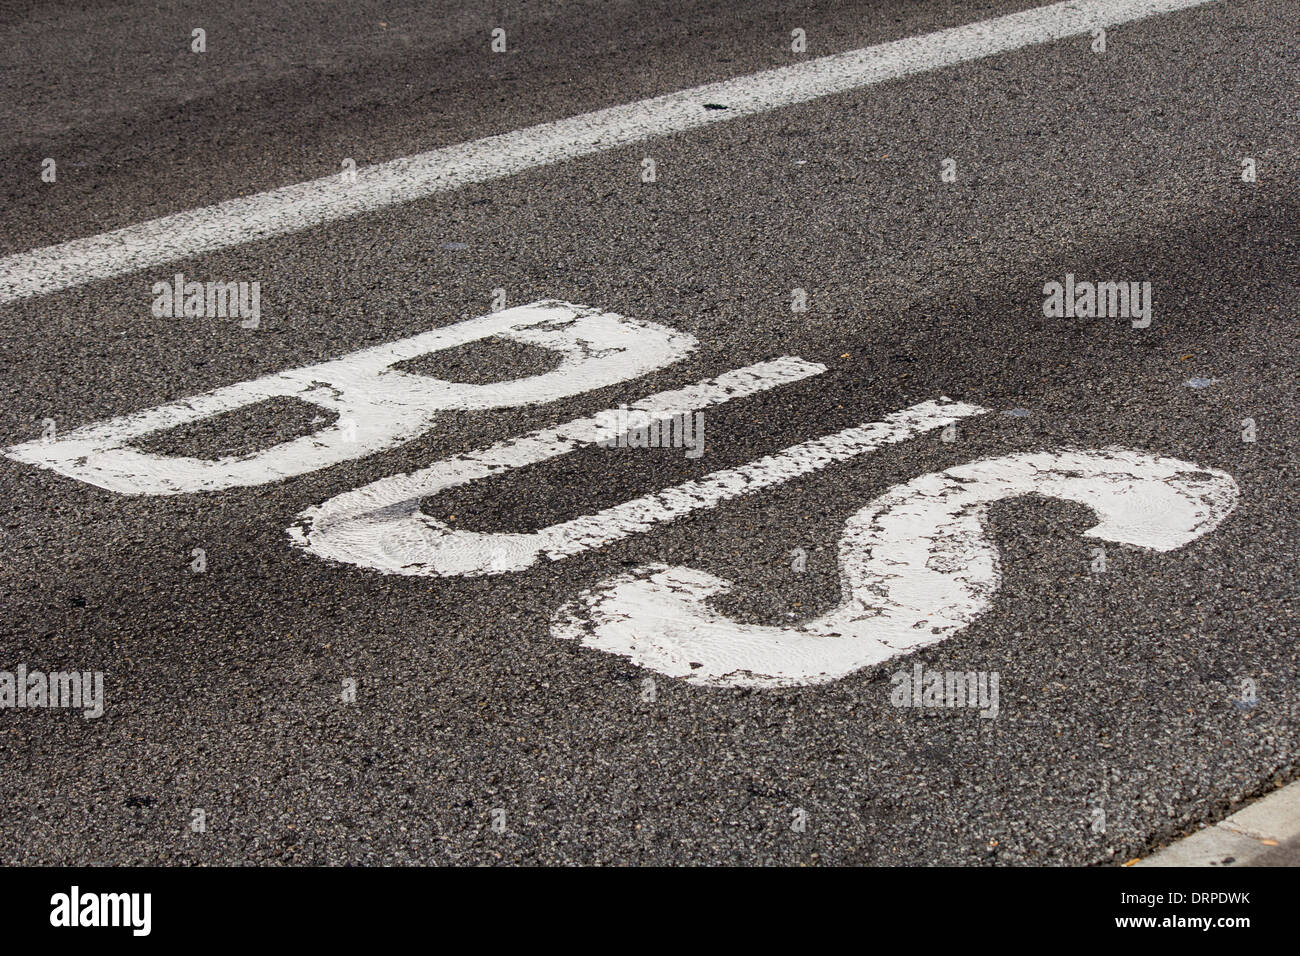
[0, 0, 1296, 864]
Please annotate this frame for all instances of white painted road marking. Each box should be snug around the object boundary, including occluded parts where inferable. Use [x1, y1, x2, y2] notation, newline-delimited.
[5, 301, 695, 494]
[288, 356, 844, 574]
[553, 448, 1239, 688]
[293, 398, 987, 576]
[0, 0, 1219, 305]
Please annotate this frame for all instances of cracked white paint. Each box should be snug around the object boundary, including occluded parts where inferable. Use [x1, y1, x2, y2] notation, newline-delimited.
[5, 301, 694, 494]
[288, 357, 864, 575]
[552, 447, 1239, 688]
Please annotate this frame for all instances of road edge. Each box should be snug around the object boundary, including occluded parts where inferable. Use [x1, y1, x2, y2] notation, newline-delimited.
[1134, 778, 1300, 867]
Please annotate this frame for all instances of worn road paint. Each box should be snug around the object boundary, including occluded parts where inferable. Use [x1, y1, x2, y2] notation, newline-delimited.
[292, 397, 986, 577]
[289, 356, 840, 574]
[553, 448, 1239, 688]
[0, 0, 1218, 304]
[5, 301, 694, 494]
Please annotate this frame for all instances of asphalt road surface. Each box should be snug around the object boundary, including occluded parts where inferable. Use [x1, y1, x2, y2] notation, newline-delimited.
[0, 0, 1296, 865]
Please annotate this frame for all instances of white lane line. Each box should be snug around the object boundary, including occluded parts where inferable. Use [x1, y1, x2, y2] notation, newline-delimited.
[0, 0, 1218, 305]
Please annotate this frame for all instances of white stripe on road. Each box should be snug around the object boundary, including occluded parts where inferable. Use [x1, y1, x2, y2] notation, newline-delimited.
[0, 0, 1218, 305]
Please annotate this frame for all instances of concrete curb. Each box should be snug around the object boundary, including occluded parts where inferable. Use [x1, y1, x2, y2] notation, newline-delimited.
[1136, 778, 1300, 867]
